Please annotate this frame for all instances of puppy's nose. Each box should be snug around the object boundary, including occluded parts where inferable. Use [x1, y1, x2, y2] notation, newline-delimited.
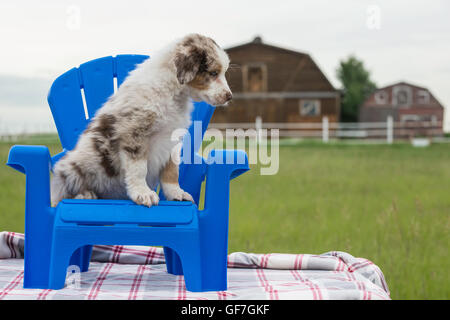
[225, 92, 233, 102]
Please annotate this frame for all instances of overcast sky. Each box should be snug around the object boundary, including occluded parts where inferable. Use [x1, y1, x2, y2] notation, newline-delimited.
[0, 0, 449, 131]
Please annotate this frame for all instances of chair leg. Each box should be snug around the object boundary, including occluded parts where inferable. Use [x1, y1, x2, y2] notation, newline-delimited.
[200, 255, 227, 292]
[48, 241, 78, 290]
[23, 239, 52, 289]
[197, 239, 228, 292]
[163, 247, 183, 275]
[176, 247, 203, 292]
[175, 241, 227, 292]
[69, 245, 92, 272]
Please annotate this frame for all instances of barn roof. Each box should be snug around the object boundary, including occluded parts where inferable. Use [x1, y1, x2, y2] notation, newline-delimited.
[376, 81, 429, 92]
[225, 36, 336, 92]
[362, 81, 444, 109]
[225, 36, 309, 59]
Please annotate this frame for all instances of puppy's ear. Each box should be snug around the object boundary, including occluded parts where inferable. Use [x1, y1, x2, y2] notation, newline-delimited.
[174, 46, 207, 85]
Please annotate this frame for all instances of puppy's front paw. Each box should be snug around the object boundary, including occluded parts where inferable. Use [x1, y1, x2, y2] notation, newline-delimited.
[164, 185, 194, 203]
[74, 190, 98, 200]
[180, 190, 194, 203]
[129, 187, 160, 207]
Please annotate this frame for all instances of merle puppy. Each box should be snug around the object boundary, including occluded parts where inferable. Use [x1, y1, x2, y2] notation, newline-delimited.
[51, 34, 232, 207]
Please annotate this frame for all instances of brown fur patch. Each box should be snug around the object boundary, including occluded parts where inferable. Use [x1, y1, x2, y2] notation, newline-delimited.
[101, 107, 156, 164]
[128, 109, 157, 138]
[92, 138, 119, 177]
[110, 137, 120, 152]
[87, 112, 122, 177]
[59, 171, 67, 183]
[71, 161, 85, 180]
[188, 73, 210, 90]
[93, 114, 117, 139]
[119, 110, 133, 118]
[160, 158, 179, 184]
[188, 63, 221, 90]
[175, 34, 221, 85]
[69, 161, 92, 196]
[174, 49, 205, 84]
[122, 145, 142, 160]
[118, 106, 142, 119]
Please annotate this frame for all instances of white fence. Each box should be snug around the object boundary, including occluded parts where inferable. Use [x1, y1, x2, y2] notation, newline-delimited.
[208, 116, 444, 144]
[0, 123, 57, 141]
[0, 116, 445, 144]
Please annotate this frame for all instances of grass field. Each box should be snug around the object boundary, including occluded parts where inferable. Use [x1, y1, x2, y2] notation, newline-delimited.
[0, 135, 449, 299]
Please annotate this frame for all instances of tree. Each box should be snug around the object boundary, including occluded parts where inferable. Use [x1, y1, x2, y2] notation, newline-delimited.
[336, 55, 377, 122]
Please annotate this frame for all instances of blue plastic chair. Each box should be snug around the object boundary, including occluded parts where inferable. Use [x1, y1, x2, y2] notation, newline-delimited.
[6, 55, 249, 292]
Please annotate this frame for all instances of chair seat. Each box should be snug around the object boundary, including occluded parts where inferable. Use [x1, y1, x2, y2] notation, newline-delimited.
[58, 199, 195, 226]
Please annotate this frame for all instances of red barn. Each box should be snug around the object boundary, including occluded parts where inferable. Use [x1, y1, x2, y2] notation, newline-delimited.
[211, 36, 340, 125]
[359, 81, 444, 137]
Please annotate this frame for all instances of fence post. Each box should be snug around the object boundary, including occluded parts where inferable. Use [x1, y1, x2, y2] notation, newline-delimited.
[255, 116, 262, 144]
[387, 115, 393, 144]
[322, 116, 329, 143]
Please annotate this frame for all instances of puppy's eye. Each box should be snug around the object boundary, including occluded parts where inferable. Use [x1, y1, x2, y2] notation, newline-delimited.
[209, 71, 218, 77]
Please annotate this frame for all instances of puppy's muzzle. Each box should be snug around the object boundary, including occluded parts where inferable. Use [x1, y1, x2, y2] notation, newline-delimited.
[224, 91, 233, 102]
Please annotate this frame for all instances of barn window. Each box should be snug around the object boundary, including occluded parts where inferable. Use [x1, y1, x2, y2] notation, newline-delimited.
[397, 91, 408, 105]
[299, 100, 321, 116]
[243, 64, 267, 92]
[392, 85, 412, 107]
[400, 114, 421, 122]
[417, 90, 430, 104]
[374, 90, 388, 104]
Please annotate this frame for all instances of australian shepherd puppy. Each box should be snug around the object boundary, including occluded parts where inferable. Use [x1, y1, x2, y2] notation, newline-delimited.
[51, 33, 232, 207]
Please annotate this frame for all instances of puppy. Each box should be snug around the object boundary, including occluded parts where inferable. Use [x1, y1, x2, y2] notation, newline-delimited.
[51, 33, 232, 207]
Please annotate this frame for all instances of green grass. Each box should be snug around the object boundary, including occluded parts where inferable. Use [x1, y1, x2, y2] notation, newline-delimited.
[1, 136, 449, 299]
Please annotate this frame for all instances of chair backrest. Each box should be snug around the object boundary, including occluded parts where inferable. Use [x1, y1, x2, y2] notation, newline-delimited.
[48, 55, 214, 157]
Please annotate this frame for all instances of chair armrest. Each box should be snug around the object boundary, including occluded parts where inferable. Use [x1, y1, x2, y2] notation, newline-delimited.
[6, 145, 52, 209]
[7, 145, 52, 174]
[205, 149, 250, 180]
[203, 149, 249, 212]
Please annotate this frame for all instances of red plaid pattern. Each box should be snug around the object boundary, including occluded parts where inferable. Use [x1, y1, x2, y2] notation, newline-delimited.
[0, 232, 390, 300]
